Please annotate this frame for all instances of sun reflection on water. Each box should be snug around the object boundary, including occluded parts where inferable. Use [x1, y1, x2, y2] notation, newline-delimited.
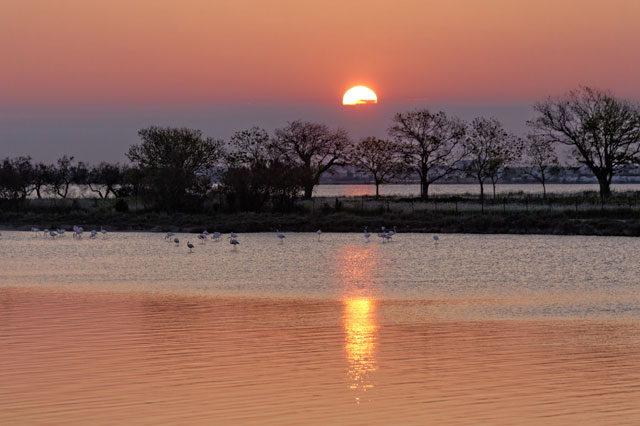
[335, 244, 381, 398]
[344, 297, 378, 394]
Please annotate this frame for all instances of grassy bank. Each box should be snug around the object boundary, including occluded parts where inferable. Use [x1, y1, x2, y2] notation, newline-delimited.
[2, 208, 640, 236]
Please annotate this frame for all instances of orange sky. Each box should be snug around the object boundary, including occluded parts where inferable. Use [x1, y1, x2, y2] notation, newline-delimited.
[2, 0, 640, 106]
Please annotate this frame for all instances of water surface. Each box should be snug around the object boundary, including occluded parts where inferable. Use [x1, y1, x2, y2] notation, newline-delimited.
[1, 231, 639, 424]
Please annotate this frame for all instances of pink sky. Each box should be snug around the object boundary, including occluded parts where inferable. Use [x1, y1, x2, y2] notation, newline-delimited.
[3, 0, 640, 106]
[1, 0, 639, 160]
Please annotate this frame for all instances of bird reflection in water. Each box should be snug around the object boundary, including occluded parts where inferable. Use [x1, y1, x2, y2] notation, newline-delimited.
[336, 244, 381, 400]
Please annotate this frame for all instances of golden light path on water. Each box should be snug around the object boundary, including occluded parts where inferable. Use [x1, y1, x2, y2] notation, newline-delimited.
[336, 244, 380, 398]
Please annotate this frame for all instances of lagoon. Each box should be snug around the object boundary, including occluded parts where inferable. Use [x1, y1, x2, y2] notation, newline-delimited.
[1, 231, 639, 424]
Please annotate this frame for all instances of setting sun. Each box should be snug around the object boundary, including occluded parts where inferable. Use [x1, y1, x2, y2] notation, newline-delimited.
[342, 86, 378, 105]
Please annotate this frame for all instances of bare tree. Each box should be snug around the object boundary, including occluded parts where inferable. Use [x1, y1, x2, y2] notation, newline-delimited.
[523, 134, 559, 198]
[52, 156, 82, 199]
[464, 117, 523, 200]
[349, 137, 405, 198]
[32, 162, 54, 199]
[88, 162, 124, 199]
[388, 109, 466, 200]
[273, 121, 351, 199]
[529, 87, 640, 199]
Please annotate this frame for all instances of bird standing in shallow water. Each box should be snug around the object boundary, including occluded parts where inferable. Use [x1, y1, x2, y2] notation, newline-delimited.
[187, 241, 194, 252]
[433, 235, 439, 244]
[276, 230, 285, 243]
[364, 227, 371, 242]
[316, 230, 322, 241]
[229, 237, 239, 250]
[174, 237, 180, 246]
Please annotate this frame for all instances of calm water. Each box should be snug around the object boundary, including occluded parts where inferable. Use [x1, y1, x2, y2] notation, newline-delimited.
[1, 231, 640, 425]
[314, 183, 640, 197]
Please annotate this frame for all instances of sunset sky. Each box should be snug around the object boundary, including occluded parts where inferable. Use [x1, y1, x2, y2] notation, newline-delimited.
[2, 0, 640, 161]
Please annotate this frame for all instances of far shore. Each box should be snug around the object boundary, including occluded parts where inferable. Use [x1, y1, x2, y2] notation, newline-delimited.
[2, 209, 640, 237]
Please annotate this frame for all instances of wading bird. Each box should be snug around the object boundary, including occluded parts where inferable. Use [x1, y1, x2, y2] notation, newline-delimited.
[174, 237, 180, 246]
[165, 232, 174, 241]
[364, 227, 371, 242]
[276, 230, 285, 243]
[317, 229, 322, 241]
[211, 232, 221, 241]
[187, 241, 194, 252]
[433, 235, 439, 244]
[229, 236, 239, 250]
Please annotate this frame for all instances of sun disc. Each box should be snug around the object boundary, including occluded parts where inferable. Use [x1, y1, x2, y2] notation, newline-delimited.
[343, 86, 377, 105]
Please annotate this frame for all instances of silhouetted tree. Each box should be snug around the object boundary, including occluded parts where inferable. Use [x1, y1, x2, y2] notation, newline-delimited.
[51, 155, 87, 198]
[32, 162, 54, 199]
[523, 134, 559, 198]
[126, 126, 223, 211]
[222, 127, 303, 211]
[389, 109, 466, 200]
[464, 117, 523, 200]
[273, 121, 351, 199]
[349, 137, 405, 198]
[529, 87, 640, 199]
[0, 156, 33, 201]
[88, 162, 124, 199]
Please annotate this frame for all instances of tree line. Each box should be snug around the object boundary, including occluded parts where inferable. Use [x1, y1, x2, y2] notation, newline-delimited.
[2, 87, 639, 212]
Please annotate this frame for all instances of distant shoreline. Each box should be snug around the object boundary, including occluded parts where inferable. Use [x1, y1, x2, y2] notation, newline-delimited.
[2, 210, 639, 237]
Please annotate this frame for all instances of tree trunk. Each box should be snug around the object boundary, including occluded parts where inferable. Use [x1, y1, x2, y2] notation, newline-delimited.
[375, 181, 380, 199]
[303, 183, 314, 199]
[598, 177, 611, 200]
[420, 174, 428, 201]
[492, 182, 497, 199]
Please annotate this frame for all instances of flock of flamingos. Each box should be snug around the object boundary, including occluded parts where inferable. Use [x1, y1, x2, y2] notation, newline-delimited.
[0, 226, 440, 249]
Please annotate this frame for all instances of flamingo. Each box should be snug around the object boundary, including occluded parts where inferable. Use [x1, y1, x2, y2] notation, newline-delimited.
[57, 229, 66, 237]
[187, 241, 194, 252]
[43, 228, 49, 237]
[387, 226, 397, 240]
[100, 227, 107, 237]
[316, 229, 322, 241]
[174, 237, 180, 246]
[165, 232, 174, 241]
[364, 227, 371, 242]
[230, 232, 238, 239]
[73, 226, 83, 239]
[229, 236, 239, 250]
[32, 227, 40, 237]
[211, 232, 221, 241]
[90, 230, 98, 239]
[433, 235, 439, 244]
[276, 230, 285, 243]
[197, 233, 207, 244]
[377, 227, 387, 243]
[49, 230, 57, 239]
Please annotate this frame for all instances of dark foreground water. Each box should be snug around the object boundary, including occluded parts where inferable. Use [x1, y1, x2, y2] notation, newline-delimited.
[1, 231, 639, 425]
